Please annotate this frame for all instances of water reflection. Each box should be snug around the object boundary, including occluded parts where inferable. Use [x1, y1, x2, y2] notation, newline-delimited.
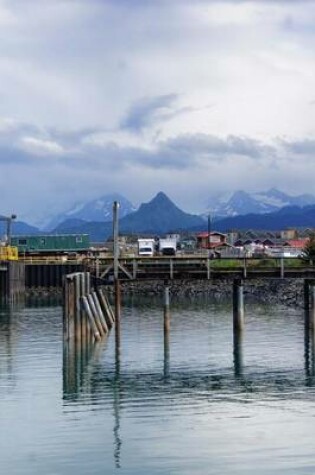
[2, 298, 315, 474]
[113, 335, 122, 469]
[0, 305, 16, 390]
[304, 323, 315, 386]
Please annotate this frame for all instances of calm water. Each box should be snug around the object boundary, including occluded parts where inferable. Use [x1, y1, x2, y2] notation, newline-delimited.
[1, 295, 315, 475]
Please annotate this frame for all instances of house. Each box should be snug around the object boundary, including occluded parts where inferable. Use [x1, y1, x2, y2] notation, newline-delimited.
[283, 239, 309, 250]
[196, 232, 227, 249]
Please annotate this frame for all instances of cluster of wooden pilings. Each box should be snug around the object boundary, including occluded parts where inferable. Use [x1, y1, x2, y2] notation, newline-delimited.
[0, 261, 25, 304]
[63, 272, 114, 343]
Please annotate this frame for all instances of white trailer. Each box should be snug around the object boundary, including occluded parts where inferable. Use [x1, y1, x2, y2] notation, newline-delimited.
[158, 238, 177, 256]
[137, 238, 155, 256]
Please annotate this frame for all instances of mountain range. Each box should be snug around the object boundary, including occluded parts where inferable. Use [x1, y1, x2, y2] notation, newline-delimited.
[44, 193, 136, 231]
[4, 188, 315, 241]
[53, 192, 205, 241]
[207, 188, 315, 218]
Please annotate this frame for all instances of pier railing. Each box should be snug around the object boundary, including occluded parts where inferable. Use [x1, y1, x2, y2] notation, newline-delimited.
[84, 256, 315, 281]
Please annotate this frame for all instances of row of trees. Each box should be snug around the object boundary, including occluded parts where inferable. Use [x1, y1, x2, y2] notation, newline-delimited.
[303, 234, 315, 262]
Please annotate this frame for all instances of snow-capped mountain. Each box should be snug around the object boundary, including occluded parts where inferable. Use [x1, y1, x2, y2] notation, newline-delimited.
[205, 188, 315, 218]
[45, 193, 137, 231]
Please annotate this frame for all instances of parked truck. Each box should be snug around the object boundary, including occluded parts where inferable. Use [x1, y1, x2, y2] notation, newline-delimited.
[137, 238, 155, 257]
[158, 237, 177, 256]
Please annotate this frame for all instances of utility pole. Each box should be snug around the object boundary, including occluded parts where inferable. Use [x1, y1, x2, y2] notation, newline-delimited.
[207, 213, 211, 249]
[113, 202, 121, 328]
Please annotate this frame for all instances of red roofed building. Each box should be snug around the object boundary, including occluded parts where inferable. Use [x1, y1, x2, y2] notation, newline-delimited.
[196, 232, 227, 249]
[283, 239, 309, 249]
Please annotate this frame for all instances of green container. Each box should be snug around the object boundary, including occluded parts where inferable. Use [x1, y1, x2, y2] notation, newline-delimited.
[11, 234, 90, 253]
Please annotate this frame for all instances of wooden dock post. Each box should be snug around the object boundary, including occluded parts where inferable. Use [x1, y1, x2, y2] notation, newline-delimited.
[81, 295, 101, 341]
[164, 285, 171, 334]
[304, 279, 311, 331]
[243, 257, 247, 279]
[233, 330, 244, 378]
[113, 201, 121, 336]
[92, 291, 108, 334]
[163, 284, 170, 379]
[87, 293, 105, 337]
[80, 273, 87, 345]
[280, 257, 284, 279]
[97, 288, 114, 328]
[207, 258, 211, 280]
[74, 273, 82, 343]
[233, 279, 244, 332]
[310, 283, 315, 330]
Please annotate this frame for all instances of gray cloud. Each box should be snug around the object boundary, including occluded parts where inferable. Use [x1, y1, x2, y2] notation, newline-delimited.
[0, 0, 314, 223]
[120, 94, 179, 132]
[281, 139, 315, 155]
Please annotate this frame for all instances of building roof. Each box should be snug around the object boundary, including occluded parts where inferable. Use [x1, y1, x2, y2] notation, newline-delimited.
[283, 239, 309, 248]
[196, 231, 226, 238]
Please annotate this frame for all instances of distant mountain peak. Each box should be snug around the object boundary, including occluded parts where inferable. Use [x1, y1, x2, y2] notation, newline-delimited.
[151, 191, 172, 203]
[46, 193, 136, 231]
[206, 188, 315, 218]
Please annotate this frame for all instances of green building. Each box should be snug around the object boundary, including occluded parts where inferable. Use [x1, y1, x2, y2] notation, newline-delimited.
[11, 234, 90, 253]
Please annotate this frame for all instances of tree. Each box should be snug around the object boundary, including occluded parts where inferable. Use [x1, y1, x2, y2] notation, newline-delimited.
[302, 234, 315, 265]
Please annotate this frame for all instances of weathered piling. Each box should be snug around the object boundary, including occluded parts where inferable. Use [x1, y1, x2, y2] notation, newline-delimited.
[113, 200, 122, 350]
[280, 257, 284, 279]
[92, 291, 108, 334]
[79, 273, 87, 344]
[97, 288, 114, 328]
[87, 293, 105, 337]
[304, 279, 311, 331]
[164, 285, 171, 334]
[81, 295, 101, 341]
[233, 279, 245, 332]
[0, 261, 25, 304]
[233, 330, 244, 378]
[310, 283, 315, 330]
[63, 271, 114, 343]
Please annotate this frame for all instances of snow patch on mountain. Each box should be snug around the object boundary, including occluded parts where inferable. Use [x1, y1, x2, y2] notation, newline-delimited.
[44, 193, 137, 231]
[205, 188, 315, 218]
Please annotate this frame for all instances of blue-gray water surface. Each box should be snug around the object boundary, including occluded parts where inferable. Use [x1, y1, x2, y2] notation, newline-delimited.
[1, 295, 315, 474]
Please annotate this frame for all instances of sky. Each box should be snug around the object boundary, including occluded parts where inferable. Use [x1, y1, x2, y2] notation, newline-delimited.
[0, 0, 315, 225]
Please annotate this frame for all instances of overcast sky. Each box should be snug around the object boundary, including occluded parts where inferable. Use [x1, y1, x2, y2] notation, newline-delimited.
[0, 0, 315, 224]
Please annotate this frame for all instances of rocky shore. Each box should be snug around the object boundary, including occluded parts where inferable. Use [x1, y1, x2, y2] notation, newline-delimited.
[104, 278, 306, 308]
[25, 278, 307, 308]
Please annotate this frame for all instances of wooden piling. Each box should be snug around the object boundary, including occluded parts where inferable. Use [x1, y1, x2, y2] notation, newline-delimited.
[233, 330, 244, 378]
[87, 293, 105, 337]
[113, 201, 121, 328]
[233, 279, 244, 332]
[81, 296, 101, 341]
[164, 285, 171, 334]
[63, 275, 69, 341]
[310, 284, 315, 330]
[97, 288, 114, 328]
[80, 273, 88, 344]
[92, 291, 108, 334]
[304, 279, 311, 332]
[67, 276, 76, 340]
[74, 274, 82, 342]
[280, 257, 284, 279]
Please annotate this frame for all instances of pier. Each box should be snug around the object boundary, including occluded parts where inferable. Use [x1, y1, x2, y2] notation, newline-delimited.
[86, 255, 315, 281]
[0, 260, 25, 303]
